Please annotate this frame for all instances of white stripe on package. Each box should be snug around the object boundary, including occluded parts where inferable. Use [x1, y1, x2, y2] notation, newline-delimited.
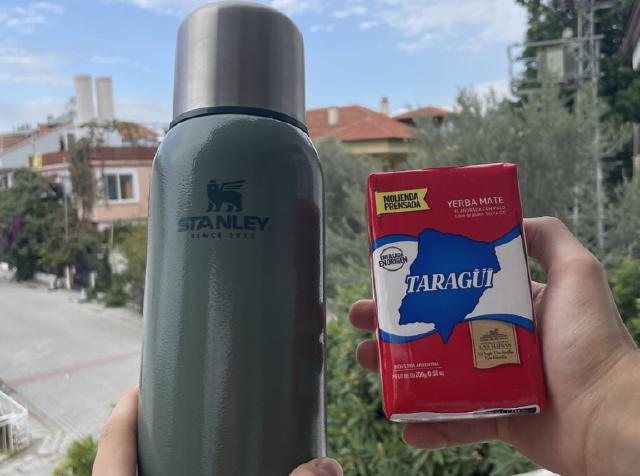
[373, 235, 532, 339]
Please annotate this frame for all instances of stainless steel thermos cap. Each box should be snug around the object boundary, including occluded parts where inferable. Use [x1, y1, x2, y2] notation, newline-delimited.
[173, 1, 306, 125]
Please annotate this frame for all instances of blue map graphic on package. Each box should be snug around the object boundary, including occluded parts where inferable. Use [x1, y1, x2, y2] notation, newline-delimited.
[398, 229, 502, 343]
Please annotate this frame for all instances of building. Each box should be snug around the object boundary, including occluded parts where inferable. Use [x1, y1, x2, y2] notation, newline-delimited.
[306, 100, 448, 170]
[34, 146, 156, 229]
[393, 106, 449, 128]
[0, 75, 161, 188]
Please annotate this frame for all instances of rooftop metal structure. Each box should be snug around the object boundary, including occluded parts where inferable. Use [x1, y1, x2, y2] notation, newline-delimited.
[508, 0, 612, 96]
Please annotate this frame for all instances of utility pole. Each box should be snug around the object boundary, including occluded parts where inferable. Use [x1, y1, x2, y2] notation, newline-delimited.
[577, 0, 609, 253]
[63, 174, 71, 289]
[508, 0, 611, 253]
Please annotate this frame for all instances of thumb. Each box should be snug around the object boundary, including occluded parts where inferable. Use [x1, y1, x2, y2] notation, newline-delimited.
[290, 458, 343, 476]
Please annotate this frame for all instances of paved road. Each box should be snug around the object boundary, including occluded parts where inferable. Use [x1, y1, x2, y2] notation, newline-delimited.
[0, 275, 142, 475]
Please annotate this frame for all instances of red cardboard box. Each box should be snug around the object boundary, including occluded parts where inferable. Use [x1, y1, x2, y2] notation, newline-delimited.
[367, 163, 547, 421]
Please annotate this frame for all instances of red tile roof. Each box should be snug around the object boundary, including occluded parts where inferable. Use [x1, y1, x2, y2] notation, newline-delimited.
[115, 121, 158, 140]
[37, 147, 157, 167]
[306, 105, 415, 142]
[393, 106, 450, 121]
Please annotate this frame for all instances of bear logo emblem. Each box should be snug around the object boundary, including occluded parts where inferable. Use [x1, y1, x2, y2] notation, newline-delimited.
[206, 180, 245, 213]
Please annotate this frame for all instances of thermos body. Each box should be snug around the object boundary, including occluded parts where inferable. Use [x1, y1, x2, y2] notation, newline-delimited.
[138, 113, 325, 475]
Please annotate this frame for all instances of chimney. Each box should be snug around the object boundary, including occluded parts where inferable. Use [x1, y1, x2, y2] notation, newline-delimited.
[327, 106, 339, 126]
[380, 97, 390, 116]
[96, 76, 115, 120]
[74, 74, 95, 124]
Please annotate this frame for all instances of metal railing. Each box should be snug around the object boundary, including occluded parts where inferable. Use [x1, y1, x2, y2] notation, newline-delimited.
[0, 391, 30, 458]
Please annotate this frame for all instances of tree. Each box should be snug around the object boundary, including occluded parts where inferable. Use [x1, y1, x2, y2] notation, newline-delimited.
[606, 177, 640, 265]
[515, 0, 639, 178]
[516, 0, 638, 119]
[52, 436, 97, 476]
[69, 136, 96, 222]
[316, 139, 373, 302]
[409, 86, 629, 260]
[119, 224, 148, 309]
[38, 216, 102, 283]
[0, 168, 102, 282]
[0, 169, 61, 280]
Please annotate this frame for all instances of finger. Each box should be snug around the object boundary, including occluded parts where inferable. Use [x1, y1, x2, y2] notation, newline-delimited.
[356, 340, 379, 372]
[349, 299, 376, 332]
[523, 217, 598, 282]
[290, 458, 343, 476]
[403, 418, 504, 449]
[93, 385, 139, 476]
[530, 280, 545, 301]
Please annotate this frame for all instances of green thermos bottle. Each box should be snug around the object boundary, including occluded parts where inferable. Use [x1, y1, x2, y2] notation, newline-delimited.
[137, 2, 325, 474]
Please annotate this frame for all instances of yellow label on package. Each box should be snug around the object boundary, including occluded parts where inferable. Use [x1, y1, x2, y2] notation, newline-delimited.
[374, 188, 430, 215]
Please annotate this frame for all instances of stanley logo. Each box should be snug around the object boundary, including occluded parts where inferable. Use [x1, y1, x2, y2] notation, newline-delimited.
[207, 180, 245, 212]
[375, 188, 430, 215]
[177, 178, 271, 234]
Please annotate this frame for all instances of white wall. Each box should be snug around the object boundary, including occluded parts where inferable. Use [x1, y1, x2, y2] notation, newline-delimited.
[0, 126, 70, 169]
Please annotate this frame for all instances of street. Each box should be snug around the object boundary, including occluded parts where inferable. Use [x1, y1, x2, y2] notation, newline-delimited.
[0, 275, 142, 475]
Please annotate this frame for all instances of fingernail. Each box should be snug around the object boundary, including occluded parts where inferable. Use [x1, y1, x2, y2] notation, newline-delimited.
[315, 458, 343, 476]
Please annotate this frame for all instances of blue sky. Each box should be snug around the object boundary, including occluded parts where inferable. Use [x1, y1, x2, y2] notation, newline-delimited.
[0, 0, 527, 131]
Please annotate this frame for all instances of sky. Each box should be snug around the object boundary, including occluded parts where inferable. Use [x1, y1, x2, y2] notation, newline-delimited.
[0, 0, 528, 132]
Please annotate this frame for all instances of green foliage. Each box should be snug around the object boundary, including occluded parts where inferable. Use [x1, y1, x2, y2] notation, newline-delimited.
[0, 168, 103, 282]
[321, 87, 639, 474]
[69, 137, 96, 222]
[610, 257, 640, 344]
[317, 139, 373, 302]
[326, 280, 537, 475]
[592, 0, 639, 125]
[118, 224, 148, 309]
[409, 86, 630, 261]
[515, 0, 638, 183]
[0, 169, 62, 280]
[516, 0, 639, 123]
[102, 274, 128, 307]
[95, 248, 113, 292]
[52, 436, 97, 476]
[39, 219, 102, 281]
[606, 179, 640, 266]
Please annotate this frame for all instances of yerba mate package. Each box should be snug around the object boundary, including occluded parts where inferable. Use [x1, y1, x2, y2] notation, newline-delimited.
[367, 163, 547, 422]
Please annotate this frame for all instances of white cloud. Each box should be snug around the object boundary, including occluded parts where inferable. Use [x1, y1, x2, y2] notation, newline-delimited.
[0, 2, 64, 34]
[0, 97, 171, 134]
[398, 33, 433, 53]
[0, 97, 67, 132]
[0, 43, 58, 68]
[269, 0, 322, 15]
[117, 0, 203, 15]
[310, 24, 335, 33]
[0, 72, 70, 86]
[117, 0, 322, 16]
[0, 41, 69, 86]
[369, 0, 526, 53]
[89, 55, 127, 65]
[115, 99, 171, 124]
[114, 0, 525, 52]
[470, 79, 515, 102]
[333, 4, 367, 18]
[359, 20, 378, 30]
[89, 55, 151, 71]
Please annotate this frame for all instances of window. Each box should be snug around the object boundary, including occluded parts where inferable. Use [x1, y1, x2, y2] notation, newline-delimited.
[104, 169, 138, 202]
